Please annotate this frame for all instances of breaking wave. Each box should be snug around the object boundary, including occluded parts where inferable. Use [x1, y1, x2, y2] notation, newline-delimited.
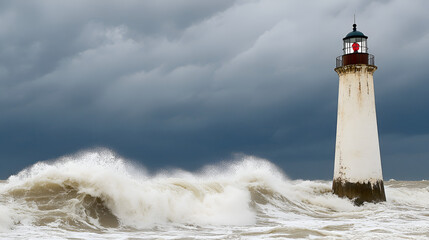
[0, 149, 344, 230]
[1, 149, 429, 239]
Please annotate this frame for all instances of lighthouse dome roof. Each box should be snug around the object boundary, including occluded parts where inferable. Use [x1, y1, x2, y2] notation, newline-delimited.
[343, 24, 368, 40]
[344, 30, 367, 39]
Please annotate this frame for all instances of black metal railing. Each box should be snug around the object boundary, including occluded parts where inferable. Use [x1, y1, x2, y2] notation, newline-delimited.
[336, 56, 343, 68]
[368, 54, 375, 66]
[336, 53, 375, 68]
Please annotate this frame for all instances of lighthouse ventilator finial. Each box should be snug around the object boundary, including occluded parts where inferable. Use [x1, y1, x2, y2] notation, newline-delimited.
[353, 14, 356, 31]
[333, 22, 386, 205]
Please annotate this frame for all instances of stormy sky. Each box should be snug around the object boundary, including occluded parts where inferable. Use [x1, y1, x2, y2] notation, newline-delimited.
[1, 0, 428, 180]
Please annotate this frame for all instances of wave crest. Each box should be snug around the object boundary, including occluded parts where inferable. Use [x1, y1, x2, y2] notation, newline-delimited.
[3, 149, 285, 228]
[2, 149, 429, 238]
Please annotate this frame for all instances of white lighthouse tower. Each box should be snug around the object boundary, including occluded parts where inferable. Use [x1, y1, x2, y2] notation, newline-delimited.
[333, 23, 386, 204]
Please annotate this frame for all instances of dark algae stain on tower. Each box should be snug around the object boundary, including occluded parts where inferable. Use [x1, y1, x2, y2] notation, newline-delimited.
[333, 22, 386, 205]
[332, 180, 386, 206]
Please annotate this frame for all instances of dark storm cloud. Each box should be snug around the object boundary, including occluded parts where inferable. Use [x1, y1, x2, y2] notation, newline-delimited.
[1, 0, 428, 179]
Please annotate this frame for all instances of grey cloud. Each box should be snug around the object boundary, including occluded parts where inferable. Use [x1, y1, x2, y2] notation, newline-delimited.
[1, 0, 429, 180]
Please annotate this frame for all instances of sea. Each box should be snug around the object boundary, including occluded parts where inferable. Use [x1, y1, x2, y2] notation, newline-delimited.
[0, 149, 428, 240]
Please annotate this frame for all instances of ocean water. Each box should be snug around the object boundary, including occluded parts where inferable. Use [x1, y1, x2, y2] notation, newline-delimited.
[0, 150, 428, 240]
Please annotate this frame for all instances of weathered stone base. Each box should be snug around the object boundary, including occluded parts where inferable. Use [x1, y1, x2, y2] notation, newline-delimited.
[332, 179, 386, 205]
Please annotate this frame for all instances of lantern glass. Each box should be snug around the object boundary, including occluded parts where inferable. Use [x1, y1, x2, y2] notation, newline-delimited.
[344, 37, 367, 54]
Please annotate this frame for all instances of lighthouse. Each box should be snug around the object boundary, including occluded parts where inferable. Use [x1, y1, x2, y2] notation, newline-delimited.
[332, 22, 386, 204]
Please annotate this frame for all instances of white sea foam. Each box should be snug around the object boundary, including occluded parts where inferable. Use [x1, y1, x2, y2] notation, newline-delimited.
[3, 149, 266, 227]
[386, 184, 429, 208]
[1, 149, 428, 239]
[0, 205, 13, 232]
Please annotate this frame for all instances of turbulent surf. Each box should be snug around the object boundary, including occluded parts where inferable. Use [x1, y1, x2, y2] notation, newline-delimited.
[0, 149, 428, 239]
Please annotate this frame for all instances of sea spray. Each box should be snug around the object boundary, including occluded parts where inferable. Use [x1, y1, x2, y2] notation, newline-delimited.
[0, 205, 13, 232]
[1, 149, 429, 239]
[3, 149, 274, 228]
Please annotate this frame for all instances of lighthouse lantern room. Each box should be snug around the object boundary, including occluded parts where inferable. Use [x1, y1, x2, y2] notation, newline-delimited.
[343, 24, 367, 54]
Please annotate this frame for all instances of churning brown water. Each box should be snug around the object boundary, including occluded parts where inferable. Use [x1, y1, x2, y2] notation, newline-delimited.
[1, 150, 428, 239]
